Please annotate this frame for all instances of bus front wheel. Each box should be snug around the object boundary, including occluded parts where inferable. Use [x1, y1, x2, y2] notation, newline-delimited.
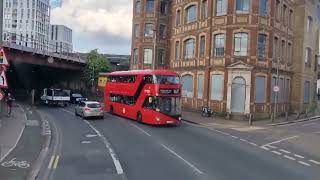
[137, 112, 143, 123]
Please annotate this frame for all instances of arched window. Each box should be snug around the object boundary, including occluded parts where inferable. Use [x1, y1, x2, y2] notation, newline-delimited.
[185, 5, 197, 23]
[135, 1, 141, 14]
[182, 75, 194, 97]
[176, 10, 181, 26]
[184, 38, 195, 59]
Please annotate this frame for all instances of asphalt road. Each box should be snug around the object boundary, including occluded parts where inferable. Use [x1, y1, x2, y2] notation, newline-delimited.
[36, 106, 319, 180]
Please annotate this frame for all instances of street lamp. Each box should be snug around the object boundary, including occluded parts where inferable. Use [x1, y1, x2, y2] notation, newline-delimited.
[153, 28, 157, 70]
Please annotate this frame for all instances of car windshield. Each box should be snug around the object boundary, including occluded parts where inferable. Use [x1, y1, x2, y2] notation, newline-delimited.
[54, 90, 70, 96]
[72, 94, 82, 97]
[155, 75, 180, 84]
[87, 103, 101, 108]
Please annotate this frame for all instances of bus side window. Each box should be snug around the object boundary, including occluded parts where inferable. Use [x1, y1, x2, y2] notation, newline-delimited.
[144, 75, 153, 84]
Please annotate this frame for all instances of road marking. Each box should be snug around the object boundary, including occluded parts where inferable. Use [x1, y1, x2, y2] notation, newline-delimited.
[271, 151, 282, 155]
[249, 142, 258, 146]
[293, 154, 304, 159]
[48, 156, 55, 169]
[298, 161, 311, 166]
[130, 124, 151, 137]
[314, 131, 320, 134]
[53, 156, 59, 169]
[279, 149, 291, 154]
[309, 160, 320, 165]
[261, 136, 299, 147]
[301, 122, 316, 126]
[161, 144, 203, 174]
[265, 144, 277, 149]
[230, 135, 238, 139]
[83, 120, 124, 175]
[85, 134, 98, 138]
[284, 155, 296, 161]
[260, 146, 270, 151]
[239, 139, 248, 142]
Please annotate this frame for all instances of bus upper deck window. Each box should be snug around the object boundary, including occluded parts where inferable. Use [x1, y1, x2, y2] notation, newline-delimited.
[144, 75, 154, 84]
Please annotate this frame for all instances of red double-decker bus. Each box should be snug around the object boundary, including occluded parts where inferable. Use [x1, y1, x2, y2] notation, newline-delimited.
[104, 70, 182, 125]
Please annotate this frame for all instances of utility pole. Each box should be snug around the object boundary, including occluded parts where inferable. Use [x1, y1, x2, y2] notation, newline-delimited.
[273, 56, 280, 122]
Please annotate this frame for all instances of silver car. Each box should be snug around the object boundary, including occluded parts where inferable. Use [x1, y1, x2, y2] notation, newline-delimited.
[75, 101, 104, 119]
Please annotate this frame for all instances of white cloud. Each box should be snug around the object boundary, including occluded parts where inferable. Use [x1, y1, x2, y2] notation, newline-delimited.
[51, 0, 132, 54]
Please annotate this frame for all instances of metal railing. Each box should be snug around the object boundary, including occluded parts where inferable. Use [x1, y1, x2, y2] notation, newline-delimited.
[1, 31, 86, 64]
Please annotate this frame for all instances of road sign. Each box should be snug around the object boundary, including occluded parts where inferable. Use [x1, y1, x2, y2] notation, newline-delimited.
[273, 86, 280, 92]
[0, 48, 9, 66]
[0, 70, 8, 88]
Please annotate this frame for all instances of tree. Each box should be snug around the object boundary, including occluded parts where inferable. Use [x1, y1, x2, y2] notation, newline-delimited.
[83, 49, 111, 87]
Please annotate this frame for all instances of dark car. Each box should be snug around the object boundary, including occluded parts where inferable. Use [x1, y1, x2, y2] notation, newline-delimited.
[70, 93, 87, 104]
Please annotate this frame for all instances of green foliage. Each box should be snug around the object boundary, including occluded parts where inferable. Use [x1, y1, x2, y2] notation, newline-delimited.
[83, 49, 111, 85]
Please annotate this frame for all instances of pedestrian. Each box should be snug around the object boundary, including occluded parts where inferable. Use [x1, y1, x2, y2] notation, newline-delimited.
[5, 92, 13, 116]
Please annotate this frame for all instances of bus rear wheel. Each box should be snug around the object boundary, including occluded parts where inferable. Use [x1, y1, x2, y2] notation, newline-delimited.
[137, 112, 143, 123]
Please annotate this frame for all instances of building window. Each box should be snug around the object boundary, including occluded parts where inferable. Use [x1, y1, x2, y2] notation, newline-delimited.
[175, 41, 180, 60]
[216, 0, 227, 16]
[176, 10, 181, 26]
[214, 34, 225, 57]
[182, 75, 194, 98]
[285, 79, 290, 102]
[273, 37, 279, 62]
[159, 24, 166, 39]
[307, 16, 312, 32]
[197, 74, 204, 99]
[143, 48, 153, 64]
[255, 76, 266, 103]
[281, 40, 286, 59]
[184, 38, 195, 59]
[134, 24, 139, 38]
[304, 81, 310, 103]
[289, 10, 293, 28]
[144, 23, 153, 37]
[133, 49, 138, 64]
[259, 0, 267, 16]
[200, 35, 206, 57]
[135, 1, 141, 14]
[257, 34, 267, 59]
[160, 0, 168, 15]
[234, 32, 248, 56]
[146, 0, 154, 14]
[158, 49, 165, 65]
[283, 5, 287, 25]
[236, 0, 250, 14]
[288, 43, 292, 63]
[305, 47, 312, 64]
[201, 0, 208, 19]
[185, 5, 197, 23]
[279, 78, 284, 102]
[210, 74, 224, 101]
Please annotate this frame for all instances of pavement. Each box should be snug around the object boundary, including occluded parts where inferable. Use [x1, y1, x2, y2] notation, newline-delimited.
[32, 105, 319, 180]
[0, 103, 45, 180]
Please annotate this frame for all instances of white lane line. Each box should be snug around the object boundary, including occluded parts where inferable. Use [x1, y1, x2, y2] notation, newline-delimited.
[210, 129, 230, 136]
[130, 124, 151, 137]
[161, 144, 203, 174]
[230, 135, 238, 139]
[271, 151, 282, 155]
[260, 146, 270, 151]
[294, 154, 304, 159]
[298, 161, 311, 166]
[309, 160, 320, 165]
[261, 136, 299, 147]
[239, 139, 248, 142]
[265, 144, 277, 149]
[249, 142, 258, 146]
[84, 120, 124, 175]
[284, 155, 296, 161]
[279, 149, 291, 154]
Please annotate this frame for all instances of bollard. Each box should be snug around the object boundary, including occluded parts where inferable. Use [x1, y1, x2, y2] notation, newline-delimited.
[249, 114, 252, 126]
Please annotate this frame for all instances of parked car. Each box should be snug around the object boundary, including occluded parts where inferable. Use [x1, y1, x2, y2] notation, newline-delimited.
[70, 93, 87, 104]
[75, 101, 104, 119]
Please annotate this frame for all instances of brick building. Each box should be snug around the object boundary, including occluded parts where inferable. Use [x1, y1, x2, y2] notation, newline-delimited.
[131, 0, 320, 117]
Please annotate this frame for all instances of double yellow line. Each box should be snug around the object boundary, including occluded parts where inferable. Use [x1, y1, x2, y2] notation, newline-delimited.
[48, 155, 60, 169]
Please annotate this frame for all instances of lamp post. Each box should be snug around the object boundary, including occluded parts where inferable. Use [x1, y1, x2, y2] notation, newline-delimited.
[153, 29, 157, 70]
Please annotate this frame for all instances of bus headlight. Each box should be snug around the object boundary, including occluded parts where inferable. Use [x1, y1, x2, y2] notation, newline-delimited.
[178, 117, 182, 121]
[156, 117, 161, 121]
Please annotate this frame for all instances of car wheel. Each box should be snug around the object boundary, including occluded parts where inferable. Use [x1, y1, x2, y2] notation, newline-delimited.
[137, 112, 142, 123]
[81, 112, 86, 119]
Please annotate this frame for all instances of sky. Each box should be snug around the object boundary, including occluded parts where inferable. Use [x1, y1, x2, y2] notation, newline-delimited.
[50, 0, 132, 55]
